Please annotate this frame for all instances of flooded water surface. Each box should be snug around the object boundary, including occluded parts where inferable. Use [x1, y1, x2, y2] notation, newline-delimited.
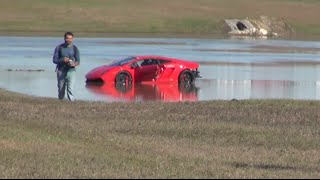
[0, 36, 319, 102]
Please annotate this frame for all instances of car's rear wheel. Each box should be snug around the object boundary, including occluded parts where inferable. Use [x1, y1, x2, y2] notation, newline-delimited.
[179, 70, 194, 85]
[115, 72, 132, 87]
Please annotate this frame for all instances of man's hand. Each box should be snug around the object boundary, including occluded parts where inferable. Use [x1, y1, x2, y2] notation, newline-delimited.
[64, 57, 70, 63]
[69, 60, 76, 67]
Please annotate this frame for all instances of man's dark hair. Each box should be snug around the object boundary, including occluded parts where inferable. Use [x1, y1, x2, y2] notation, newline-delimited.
[64, 32, 74, 39]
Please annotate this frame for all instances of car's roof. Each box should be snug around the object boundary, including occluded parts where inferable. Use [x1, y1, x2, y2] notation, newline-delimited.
[130, 56, 198, 66]
[135, 55, 180, 61]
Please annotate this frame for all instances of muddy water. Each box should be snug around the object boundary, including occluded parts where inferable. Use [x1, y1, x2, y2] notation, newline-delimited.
[0, 36, 319, 102]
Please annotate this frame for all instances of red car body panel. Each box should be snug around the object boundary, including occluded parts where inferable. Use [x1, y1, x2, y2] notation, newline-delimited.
[85, 56, 201, 84]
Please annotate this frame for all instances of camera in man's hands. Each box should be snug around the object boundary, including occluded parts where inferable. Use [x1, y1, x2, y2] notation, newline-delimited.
[68, 59, 76, 67]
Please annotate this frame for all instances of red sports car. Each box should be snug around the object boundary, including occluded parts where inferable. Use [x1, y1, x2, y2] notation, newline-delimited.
[85, 56, 201, 86]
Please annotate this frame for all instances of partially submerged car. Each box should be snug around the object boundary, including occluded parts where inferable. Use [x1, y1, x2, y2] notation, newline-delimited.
[85, 56, 201, 86]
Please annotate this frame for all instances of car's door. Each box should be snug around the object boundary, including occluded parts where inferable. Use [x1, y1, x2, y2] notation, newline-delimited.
[134, 59, 159, 82]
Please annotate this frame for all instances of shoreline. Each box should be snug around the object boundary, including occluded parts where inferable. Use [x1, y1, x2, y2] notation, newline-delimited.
[1, 84, 320, 103]
[1, 31, 320, 41]
[1, 86, 320, 105]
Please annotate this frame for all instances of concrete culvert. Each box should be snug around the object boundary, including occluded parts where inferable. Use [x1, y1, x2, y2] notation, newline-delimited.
[236, 22, 247, 31]
[223, 16, 293, 38]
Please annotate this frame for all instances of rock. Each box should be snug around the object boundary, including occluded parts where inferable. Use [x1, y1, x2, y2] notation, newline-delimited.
[231, 98, 239, 102]
[258, 28, 268, 36]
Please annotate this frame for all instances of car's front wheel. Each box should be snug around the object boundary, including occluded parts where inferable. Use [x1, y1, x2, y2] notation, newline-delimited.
[115, 72, 132, 87]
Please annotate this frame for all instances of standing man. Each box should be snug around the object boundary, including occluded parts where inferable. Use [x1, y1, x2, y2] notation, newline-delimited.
[53, 32, 80, 101]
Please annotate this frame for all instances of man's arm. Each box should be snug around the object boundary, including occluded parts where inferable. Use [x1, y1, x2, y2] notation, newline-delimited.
[52, 45, 65, 64]
[74, 46, 80, 66]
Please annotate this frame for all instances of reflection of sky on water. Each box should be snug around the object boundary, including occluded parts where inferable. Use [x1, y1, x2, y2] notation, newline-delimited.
[0, 36, 319, 101]
[197, 79, 320, 100]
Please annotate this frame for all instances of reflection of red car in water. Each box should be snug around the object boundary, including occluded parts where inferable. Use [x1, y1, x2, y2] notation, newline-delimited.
[85, 83, 199, 102]
[85, 56, 201, 86]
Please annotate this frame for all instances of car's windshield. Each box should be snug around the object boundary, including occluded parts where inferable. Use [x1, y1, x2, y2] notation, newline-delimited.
[108, 56, 136, 66]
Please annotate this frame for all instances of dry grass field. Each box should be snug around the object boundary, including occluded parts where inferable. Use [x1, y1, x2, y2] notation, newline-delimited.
[0, 0, 319, 37]
[0, 89, 320, 178]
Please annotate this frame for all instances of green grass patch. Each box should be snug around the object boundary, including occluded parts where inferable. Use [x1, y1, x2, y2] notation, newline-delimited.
[0, 89, 320, 178]
[292, 24, 320, 36]
[0, 0, 319, 37]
